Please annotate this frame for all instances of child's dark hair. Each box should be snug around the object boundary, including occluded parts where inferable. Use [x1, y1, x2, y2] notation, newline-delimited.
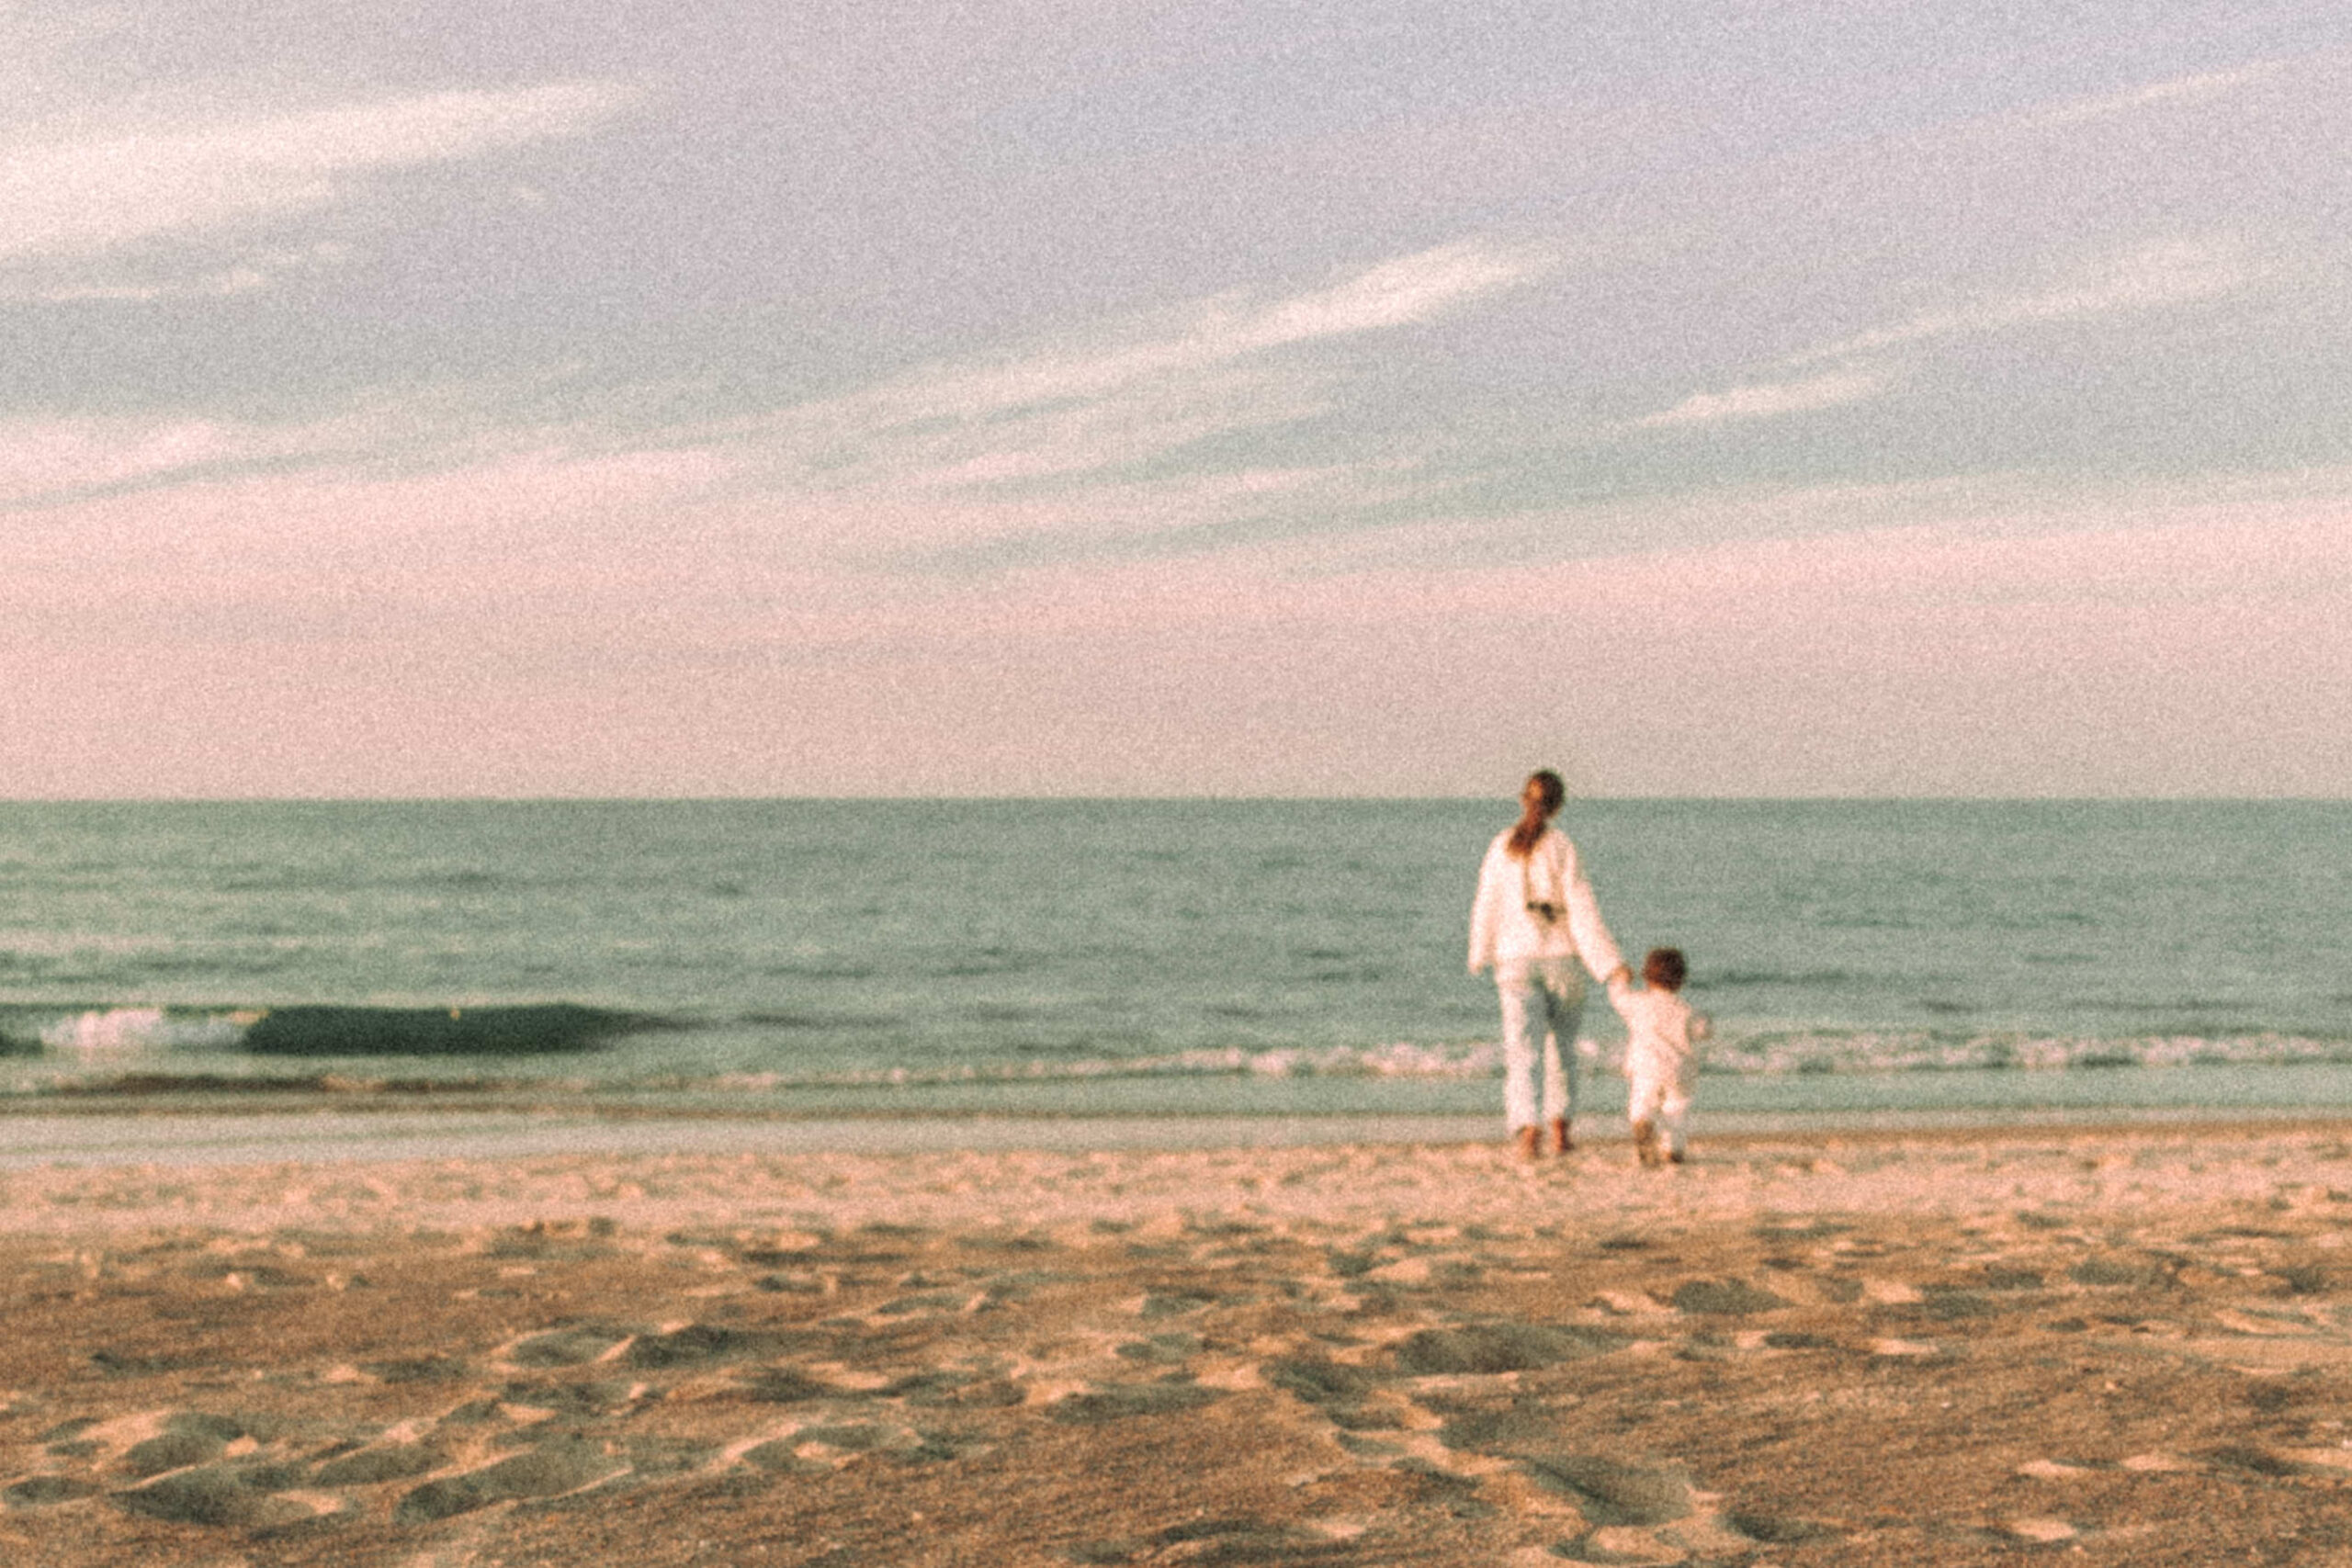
[1643, 947, 1688, 990]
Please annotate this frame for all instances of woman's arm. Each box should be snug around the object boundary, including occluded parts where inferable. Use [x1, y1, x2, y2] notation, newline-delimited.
[1467, 840, 1503, 974]
[1554, 836, 1626, 984]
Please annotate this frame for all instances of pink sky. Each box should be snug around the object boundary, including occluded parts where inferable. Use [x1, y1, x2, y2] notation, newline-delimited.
[8, 11, 2348, 797]
[6, 432, 2345, 796]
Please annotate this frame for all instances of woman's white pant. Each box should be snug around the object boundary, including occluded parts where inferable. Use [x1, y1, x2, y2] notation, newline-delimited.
[1495, 957, 1586, 1132]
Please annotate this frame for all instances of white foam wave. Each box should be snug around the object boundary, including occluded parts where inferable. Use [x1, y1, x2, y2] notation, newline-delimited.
[1709, 1031, 2352, 1076]
[703, 1031, 2352, 1092]
[37, 1008, 253, 1056]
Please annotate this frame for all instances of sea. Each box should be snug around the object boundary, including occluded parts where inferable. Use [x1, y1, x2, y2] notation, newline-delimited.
[3, 799, 2348, 1126]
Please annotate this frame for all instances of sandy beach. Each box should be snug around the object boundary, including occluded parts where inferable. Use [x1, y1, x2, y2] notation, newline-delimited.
[6, 1116, 2352, 1565]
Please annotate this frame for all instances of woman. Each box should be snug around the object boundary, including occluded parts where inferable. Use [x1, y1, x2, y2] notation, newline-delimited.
[1468, 770, 1631, 1157]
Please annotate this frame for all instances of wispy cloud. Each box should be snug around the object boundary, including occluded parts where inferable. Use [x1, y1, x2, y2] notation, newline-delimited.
[1632, 369, 1883, 429]
[712, 238, 1554, 543]
[0, 241, 357, 303]
[0, 415, 295, 503]
[865, 238, 1555, 427]
[1793, 235, 2261, 365]
[0, 389, 629, 511]
[0, 80, 646, 262]
[4, 238, 1535, 548]
[2022, 61, 2284, 130]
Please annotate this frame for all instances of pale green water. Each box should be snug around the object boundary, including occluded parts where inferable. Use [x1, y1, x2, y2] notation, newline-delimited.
[1, 799, 2346, 1117]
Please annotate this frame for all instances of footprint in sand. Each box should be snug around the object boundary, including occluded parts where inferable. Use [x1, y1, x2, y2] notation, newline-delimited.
[1668, 1279, 1791, 1316]
[1429, 1409, 1791, 1563]
[358, 1354, 471, 1384]
[1114, 1332, 1200, 1366]
[2070, 1256, 2170, 1288]
[735, 1415, 949, 1474]
[114, 1462, 349, 1531]
[1919, 1286, 2007, 1322]
[501, 1325, 636, 1369]
[393, 1438, 628, 1524]
[1061, 1515, 1346, 1565]
[1046, 1380, 1224, 1424]
[623, 1324, 791, 1367]
[311, 1442, 446, 1487]
[1389, 1324, 1627, 1376]
[120, 1416, 243, 1478]
[5, 1476, 103, 1506]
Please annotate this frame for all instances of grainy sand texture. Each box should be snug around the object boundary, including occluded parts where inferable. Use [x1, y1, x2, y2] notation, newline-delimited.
[6, 1120, 2352, 1565]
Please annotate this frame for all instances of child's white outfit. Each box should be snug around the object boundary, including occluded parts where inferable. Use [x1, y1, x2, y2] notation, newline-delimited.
[1607, 978, 1709, 1159]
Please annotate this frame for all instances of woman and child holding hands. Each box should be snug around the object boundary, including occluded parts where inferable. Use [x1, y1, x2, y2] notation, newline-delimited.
[1468, 770, 1707, 1165]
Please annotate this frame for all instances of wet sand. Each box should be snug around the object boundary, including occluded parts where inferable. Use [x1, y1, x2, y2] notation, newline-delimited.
[6, 1117, 2352, 1564]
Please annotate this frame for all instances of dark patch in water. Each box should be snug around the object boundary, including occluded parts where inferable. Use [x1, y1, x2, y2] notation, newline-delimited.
[754, 963, 880, 982]
[243, 1004, 653, 1057]
[740, 1009, 903, 1032]
[1709, 968, 1860, 989]
[399, 869, 504, 892]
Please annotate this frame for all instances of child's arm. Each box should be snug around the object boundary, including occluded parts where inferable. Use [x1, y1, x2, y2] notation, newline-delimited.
[1604, 973, 1639, 1023]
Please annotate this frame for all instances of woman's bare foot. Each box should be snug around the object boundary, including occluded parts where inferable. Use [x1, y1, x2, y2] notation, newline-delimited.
[1548, 1117, 1572, 1155]
[1513, 1124, 1543, 1161]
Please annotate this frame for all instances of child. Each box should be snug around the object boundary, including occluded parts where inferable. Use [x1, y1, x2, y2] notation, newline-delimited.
[1607, 947, 1709, 1167]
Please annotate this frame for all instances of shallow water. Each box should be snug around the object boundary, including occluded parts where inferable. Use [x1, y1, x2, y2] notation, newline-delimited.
[2, 799, 2345, 1117]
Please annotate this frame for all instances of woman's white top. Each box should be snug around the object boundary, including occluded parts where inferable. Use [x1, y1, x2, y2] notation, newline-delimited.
[1467, 825, 1624, 979]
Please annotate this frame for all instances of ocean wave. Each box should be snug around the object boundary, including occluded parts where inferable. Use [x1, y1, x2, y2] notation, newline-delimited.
[34, 1008, 254, 1056]
[5, 1003, 2349, 1087]
[1704, 1030, 2352, 1076]
[702, 1032, 2352, 1091]
[822, 1031, 2352, 1089]
[243, 1004, 659, 1056]
[6, 1003, 665, 1059]
[1705, 968, 1865, 989]
[707, 1041, 1510, 1092]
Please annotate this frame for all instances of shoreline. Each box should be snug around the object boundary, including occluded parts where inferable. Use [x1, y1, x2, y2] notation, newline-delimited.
[3, 1098, 2350, 1169]
[17, 1054, 2352, 1133]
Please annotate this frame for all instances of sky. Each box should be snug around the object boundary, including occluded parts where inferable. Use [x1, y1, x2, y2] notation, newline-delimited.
[3, 1, 2348, 798]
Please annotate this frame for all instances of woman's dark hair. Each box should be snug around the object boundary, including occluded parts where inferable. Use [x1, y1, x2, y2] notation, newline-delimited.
[1506, 770, 1566, 860]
